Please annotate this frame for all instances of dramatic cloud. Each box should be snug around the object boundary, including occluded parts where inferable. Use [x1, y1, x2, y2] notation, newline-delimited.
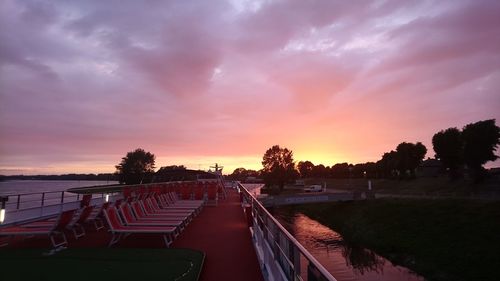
[1, 0, 499, 175]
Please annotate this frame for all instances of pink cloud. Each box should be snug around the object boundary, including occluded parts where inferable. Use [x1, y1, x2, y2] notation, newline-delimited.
[0, 0, 499, 175]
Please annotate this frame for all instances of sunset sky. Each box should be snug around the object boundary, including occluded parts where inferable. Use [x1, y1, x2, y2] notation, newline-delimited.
[1, 0, 499, 175]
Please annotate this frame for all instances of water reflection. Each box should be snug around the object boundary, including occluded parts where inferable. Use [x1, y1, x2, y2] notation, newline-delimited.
[274, 209, 425, 281]
[342, 243, 385, 275]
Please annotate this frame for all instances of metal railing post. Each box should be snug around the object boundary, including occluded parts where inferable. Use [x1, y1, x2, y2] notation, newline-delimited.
[291, 242, 301, 279]
[237, 182, 337, 281]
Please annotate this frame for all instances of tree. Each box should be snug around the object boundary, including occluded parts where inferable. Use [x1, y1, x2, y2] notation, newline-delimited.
[297, 161, 314, 178]
[432, 128, 463, 179]
[395, 142, 427, 179]
[228, 168, 260, 181]
[377, 151, 398, 178]
[351, 162, 377, 178]
[229, 167, 248, 181]
[462, 119, 500, 182]
[261, 145, 297, 191]
[115, 148, 156, 184]
[311, 164, 328, 178]
[331, 163, 351, 178]
[157, 165, 186, 172]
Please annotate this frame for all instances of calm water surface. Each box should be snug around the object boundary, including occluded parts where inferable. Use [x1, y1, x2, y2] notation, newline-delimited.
[0, 180, 118, 210]
[0, 180, 118, 195]
[274, 210, 426, 281]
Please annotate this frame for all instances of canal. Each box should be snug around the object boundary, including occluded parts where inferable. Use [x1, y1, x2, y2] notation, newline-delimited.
[273, 209, 426, 281]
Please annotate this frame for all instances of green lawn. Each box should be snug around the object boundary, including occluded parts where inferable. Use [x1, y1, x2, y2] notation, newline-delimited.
[0, 248, 205, 281]
[285, 199, 500, 281]
[302, 176, 500, 196]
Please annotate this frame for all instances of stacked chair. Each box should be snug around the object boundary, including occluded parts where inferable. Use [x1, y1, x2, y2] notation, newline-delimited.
[0, 180, 227, 249]
[104, 182, 207, 248]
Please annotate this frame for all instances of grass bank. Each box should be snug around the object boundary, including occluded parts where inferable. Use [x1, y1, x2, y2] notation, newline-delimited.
[286, 199, 500, 281]
[0, 248, 205, 281]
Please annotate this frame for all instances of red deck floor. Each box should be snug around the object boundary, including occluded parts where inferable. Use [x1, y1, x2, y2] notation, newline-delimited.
[173, 189, 264, 281]
[1, 189, 264, 281]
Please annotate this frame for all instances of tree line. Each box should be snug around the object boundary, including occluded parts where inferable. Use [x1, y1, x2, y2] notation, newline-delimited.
[229, 119, 499, 189]
[433, 119, 500, 181]
[114, 119, 499, 186]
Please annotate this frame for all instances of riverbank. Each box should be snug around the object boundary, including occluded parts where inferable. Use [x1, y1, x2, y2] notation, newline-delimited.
[284, 199, 500, 281]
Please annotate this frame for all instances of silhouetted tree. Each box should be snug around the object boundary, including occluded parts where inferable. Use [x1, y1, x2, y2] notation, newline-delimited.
[115, 148, 156, 184]
[311, 164, 328, 178]
[395, 142, 427, 179]
[229, 167, 247, 181]
[462, 119, 500, 182]
[297, 161, 315, 178]
[261, 145, 297, 191]
[352, 162, 377, 178]
[432, 128, 463, 179]
[228, 168, 260, 181]
[331, 163, 351, 178]
[377, 151, 398, 178]
[157, 165, 186, 172]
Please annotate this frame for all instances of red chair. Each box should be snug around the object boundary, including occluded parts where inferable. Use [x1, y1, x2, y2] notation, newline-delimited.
[207, 183, 218, 206]
[0, 209, 77, 248]
[67, 206, 94, 239]
[194, 182, 205, 201]
[80, 194, 92, 208]
[103, 207, 178, 247]
[133, 201, 192, 223]
[119, 204, 186, 230]
[180, 184, 192, 200]
[86, 202, 110, 230]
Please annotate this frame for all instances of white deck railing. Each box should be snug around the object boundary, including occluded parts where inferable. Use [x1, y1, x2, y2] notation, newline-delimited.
[0, 191, 120, 226]
[238, 182, 337, 281]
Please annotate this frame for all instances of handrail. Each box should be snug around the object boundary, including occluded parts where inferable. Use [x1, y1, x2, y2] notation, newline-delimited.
[1, 189, 74, 197]
[238, 182, 337, 281]
[1, 190, 117, 212]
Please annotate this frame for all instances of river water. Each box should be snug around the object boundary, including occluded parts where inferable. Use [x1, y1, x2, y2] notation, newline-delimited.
[274, 210, 426, 281]
[0, 180, 118, 195]
[240, 184, 425, 280]
[0, 180, 118, 210]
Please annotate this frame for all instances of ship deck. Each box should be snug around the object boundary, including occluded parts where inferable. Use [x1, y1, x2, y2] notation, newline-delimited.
[1, 189, 264, 281]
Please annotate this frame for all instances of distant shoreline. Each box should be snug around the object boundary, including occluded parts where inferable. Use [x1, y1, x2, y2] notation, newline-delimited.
[0, 173, 118, 182]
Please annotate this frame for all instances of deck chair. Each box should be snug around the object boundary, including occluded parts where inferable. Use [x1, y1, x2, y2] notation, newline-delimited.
[193, 182, 205, 200]
[142, 198, 194, 218]
[119, 204, 186, 230]
[148, 196, 198, 214]
[131, 201, 192, 223]
[80, 194, 92, 208]
[161, 192, 204, 207]
[165, 192, 205, 207]
[155, 194, 202, 216]
[86, 202, 110, 230]
[103, 207, 178, 248]
[122, 187, 134, 201]
[0, 237, 9, 247]
[67, 206, 94, 239]
[217, 179, 228, 199]
[207, 183, 219, 206]
[0, 209, 77, 248]
[180, 184, 192, 200]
